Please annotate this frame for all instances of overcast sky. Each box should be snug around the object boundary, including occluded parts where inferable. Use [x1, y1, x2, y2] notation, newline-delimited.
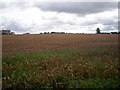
[0, 0, 118, 34]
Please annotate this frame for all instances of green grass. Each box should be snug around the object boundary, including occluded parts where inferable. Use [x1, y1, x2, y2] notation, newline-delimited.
[2, 46, 120, 88]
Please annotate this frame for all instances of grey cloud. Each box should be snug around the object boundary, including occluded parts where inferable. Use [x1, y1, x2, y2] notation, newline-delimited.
[102, 25, 118, 32]
[35, 2, 117, 15]
[1, 1, 33, 9]
[82, 15, 118, 32]
[1, 21, 31, 33]
[1, 2, 118, 16]
[99, 19, 118, 31]
[118, 21, 120, 30]
[98, 19, 117, 26]
[100, 19, 118, 32]
[83, 18, 116, 26]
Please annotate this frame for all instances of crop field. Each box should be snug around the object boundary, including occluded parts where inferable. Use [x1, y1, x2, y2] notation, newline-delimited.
[2, 34, 118, 55]
[2, 34, 120, 88]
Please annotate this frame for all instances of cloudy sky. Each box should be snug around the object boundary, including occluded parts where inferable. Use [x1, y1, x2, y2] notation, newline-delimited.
[0, 0, 119, 34]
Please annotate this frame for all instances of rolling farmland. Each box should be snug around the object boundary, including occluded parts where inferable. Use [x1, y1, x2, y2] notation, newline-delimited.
[2, 34, 119, 88]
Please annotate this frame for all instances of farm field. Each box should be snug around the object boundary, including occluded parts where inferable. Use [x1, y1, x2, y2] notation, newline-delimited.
[2, 34, 118, 55]
[2, 34, 120, 88]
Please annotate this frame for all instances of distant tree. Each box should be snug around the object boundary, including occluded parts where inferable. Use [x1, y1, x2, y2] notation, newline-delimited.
[24, 33, 30, 34]
[44, 32, 49, 34]
[96, 28, 101, 34]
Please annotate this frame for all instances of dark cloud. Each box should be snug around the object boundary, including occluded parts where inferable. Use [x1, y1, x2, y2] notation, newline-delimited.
[36, 2, 117, 15]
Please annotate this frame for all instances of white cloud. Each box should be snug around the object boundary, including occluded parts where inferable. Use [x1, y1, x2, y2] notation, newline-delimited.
[0, 1, 118, 34]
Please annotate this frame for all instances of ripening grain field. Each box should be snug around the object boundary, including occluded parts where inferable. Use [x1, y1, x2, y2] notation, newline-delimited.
[2, 34, 120, 88]
[2, 34, 118, 55]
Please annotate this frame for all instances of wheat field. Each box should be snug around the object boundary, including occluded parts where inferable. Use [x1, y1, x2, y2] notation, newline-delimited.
[2, 34, 118, 55]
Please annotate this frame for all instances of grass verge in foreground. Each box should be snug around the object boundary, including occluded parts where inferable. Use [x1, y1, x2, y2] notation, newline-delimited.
[2, 47, 120, 88]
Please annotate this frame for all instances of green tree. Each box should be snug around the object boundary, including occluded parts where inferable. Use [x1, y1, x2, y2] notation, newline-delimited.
[96, 28, 101, 34]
